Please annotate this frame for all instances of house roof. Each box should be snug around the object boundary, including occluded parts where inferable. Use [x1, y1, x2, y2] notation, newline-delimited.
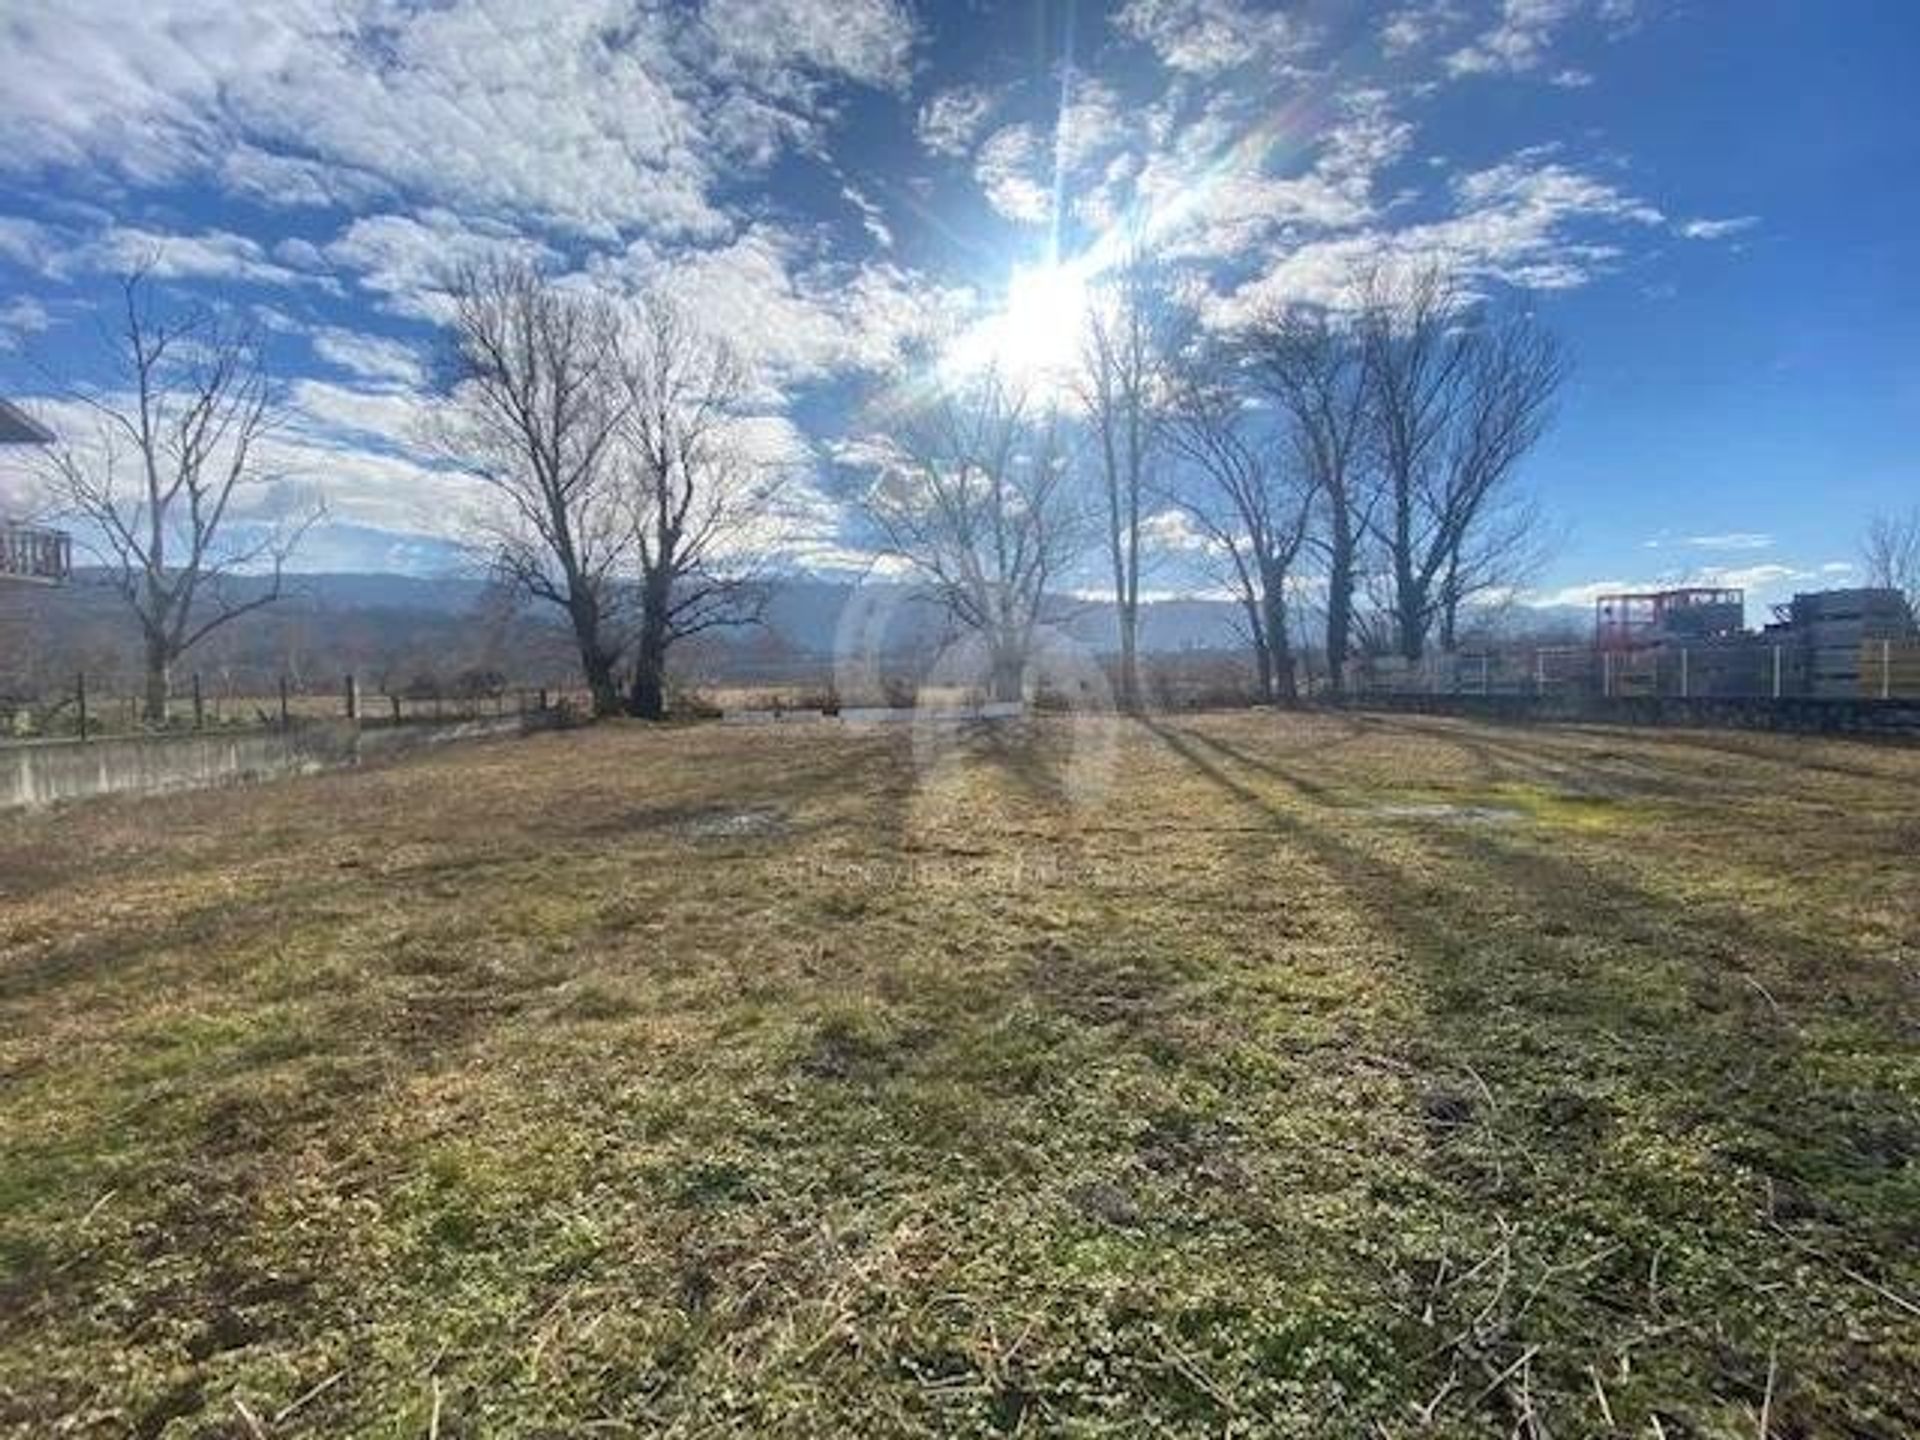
[0, 398, 53, 445]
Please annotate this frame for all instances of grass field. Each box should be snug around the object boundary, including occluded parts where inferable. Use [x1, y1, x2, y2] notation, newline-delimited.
[2, 712, 1917, 1437]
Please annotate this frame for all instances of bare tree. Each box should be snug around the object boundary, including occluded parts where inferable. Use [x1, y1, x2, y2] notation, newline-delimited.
[1360, 267, 1564, 660]
[1078, 249, 1173, 710]
[435, 259, 630, 717]
[1162, 336, 1316, 703]
[855, 372, 1084, 702]
[1434, 492, 1556, 651]
[1862, 508, 1920, 615]
[39, 270, 317, 722]
[618, 299, 780, 720]
[1239, 306, 1372, 695]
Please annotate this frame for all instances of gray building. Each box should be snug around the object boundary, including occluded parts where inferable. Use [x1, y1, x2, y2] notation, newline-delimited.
[1, 398, 69, 584]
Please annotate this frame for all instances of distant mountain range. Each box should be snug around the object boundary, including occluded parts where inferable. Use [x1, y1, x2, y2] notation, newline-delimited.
[2, 568, 1591, 698]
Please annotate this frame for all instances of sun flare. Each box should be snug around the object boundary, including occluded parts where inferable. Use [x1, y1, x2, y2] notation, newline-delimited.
[943, 259, 1093, 394]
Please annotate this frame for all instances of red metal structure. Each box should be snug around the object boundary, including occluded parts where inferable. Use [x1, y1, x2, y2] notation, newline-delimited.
[1594, 587, 1744, 651]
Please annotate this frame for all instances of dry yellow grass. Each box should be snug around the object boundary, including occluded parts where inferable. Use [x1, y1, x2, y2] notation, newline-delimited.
[2, 712, 1917, 1436]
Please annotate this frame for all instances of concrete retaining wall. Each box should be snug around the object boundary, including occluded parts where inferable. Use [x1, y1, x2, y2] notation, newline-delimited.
[0, 712, 560, 810]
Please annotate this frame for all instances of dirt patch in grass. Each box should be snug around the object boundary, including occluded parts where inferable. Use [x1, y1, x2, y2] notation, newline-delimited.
[2, 712, 1917, 1435]
[1371, 801, 1528, 823]
[674, 805, 789, 840]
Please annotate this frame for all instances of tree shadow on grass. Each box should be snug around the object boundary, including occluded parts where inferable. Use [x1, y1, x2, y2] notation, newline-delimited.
[1138, 712, 1920, 1435]
[0, 722, 937, 1433]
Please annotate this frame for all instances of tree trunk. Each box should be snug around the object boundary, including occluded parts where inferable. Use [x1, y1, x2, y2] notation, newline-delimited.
[563, 589, 622, 718]
[1398, 577, 1426, 662]
[1438, 555, 1463, 654]
[988, 643, 1025, 705]
[1260, 568, 1297, 704]
[1242, 595, 1274, 704]
[142, 635, 171, 725]
[628, 617, 670, 720]
[1325, 516, 1354, 698]
[627, 575, 673, 720]
[582, 655, 621, 719]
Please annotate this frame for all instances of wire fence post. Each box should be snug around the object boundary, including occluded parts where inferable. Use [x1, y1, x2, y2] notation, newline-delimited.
[192, 672, 204, 730]
[1771, 645, 1782, 700]
[1679, 647, 1690, 700]
[345, 673, 359, 721]
[279, 676, 290, 731]
[390, 693, 402, 724]
[1882, 639, 1893, 701]
[76, 671, 88, 743]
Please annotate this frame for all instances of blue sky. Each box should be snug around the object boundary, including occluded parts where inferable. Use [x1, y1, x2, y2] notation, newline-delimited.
[0, 0, 1914, 610]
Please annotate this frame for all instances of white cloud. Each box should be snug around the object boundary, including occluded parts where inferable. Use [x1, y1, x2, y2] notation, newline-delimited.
[1446, 0, 1578, 76]
[1644, 530, 1781, 552]
[1381, 2, 1467, 56]
[601, 225, 964, 398]
[0, 297, 51, 351]
[310, 329, 428, 388]
[1142, 507, 1215, 554]
[1531, 579, 1629, 608]
[59, 225, 333, 290]
[1215, 151, 1664, 319]
[1677, 216, 1759, 240]
[1692, 563, 1815, 593]
[917, 85, 996, 159]
[325, 212, 558, 321]
[0, 0, 913, 241]
[699, 0, 915, 93]
[11, 389, 462, 543]
[1531, 561, 1821, 611]
[1445, 0, 1632, 79]
[1131, 90, 1407, 263]
[839, 184, 895, 250]
[975, 125, 1053, 225]
[1116, 0, 1313, 75]
[289, 379, 435, 452]
[0, 217, 59, 272]
[1056, 78, 1131, 176]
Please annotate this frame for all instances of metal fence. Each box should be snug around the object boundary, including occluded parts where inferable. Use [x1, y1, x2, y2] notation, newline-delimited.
[1346, 639, 1920, 703]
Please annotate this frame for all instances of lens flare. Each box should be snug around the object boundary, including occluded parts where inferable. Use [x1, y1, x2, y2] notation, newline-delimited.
[942, 258, 1092, 395]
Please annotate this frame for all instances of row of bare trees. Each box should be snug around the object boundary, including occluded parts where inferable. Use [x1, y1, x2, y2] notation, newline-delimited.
[32, 251, 1919, 725]
[31, 255, 1567, 722]
[849, 260, 1567, 706]
[31, 262, 777, 722]
[1154, 265, 1565, 700]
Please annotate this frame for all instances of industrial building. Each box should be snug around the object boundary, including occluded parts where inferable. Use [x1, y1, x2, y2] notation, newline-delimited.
[1766, 589, 1919, 698]
[1589, 584, 1920, 700]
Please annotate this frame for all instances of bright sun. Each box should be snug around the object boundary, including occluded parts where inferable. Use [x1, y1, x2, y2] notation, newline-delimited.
[944, 259, 1092, 394]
